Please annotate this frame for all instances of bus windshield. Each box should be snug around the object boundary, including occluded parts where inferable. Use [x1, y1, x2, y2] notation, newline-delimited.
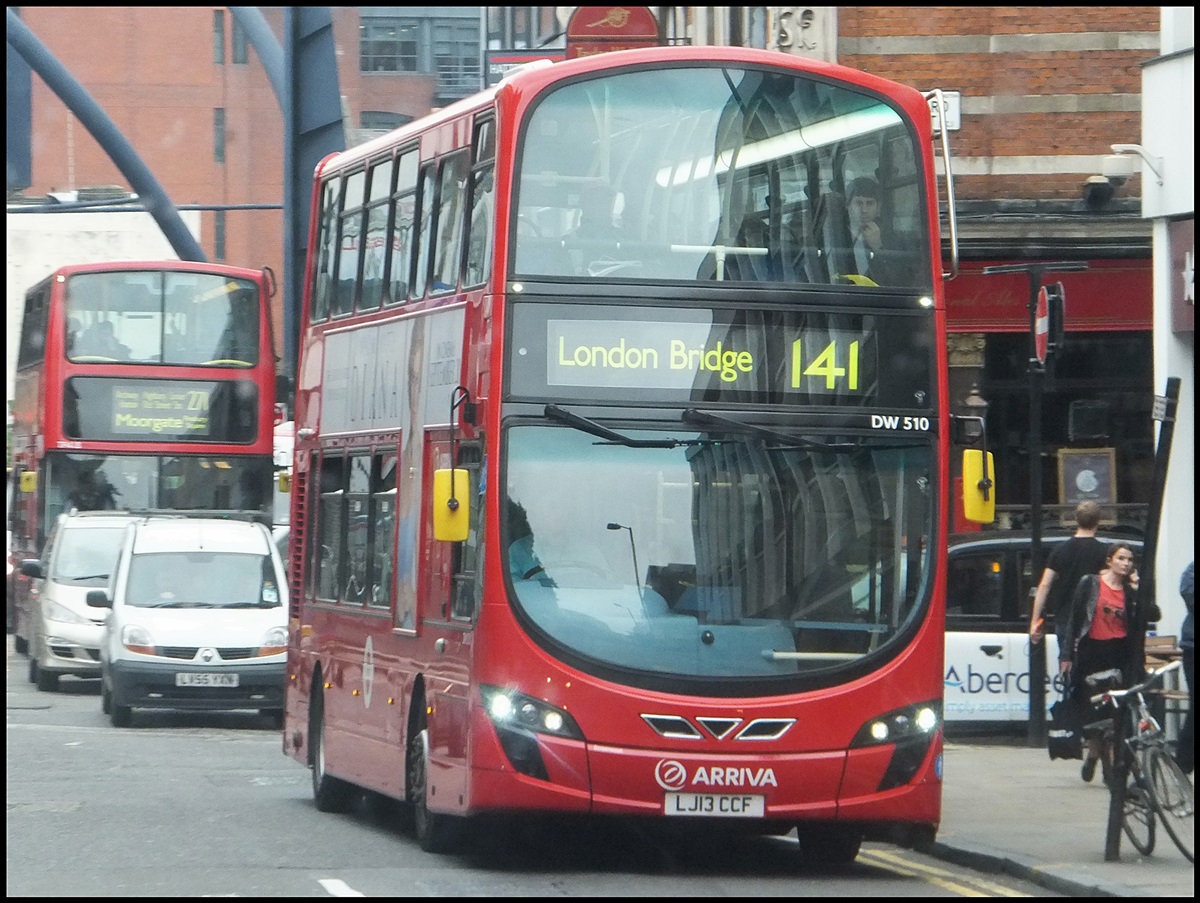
[65, 270, 261, 366]
[515, 63, 928, 288]
[45, 452, 271, 523]
[504, 422, 933, 681]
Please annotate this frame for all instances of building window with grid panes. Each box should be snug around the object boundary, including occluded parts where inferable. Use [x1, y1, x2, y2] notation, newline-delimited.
[361, 19, 419, 73]
[434, 20, 481, 96]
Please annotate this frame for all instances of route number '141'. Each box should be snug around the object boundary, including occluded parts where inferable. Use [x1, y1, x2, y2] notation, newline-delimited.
[791, 339, 859, 390]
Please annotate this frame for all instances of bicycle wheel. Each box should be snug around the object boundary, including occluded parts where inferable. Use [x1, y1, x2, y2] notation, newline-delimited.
[1145, 745, 1194, 863]
[1121, 756, 1157, 857]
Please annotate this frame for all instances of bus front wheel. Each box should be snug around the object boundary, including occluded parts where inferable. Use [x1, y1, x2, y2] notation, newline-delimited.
[406, 721, 465, 853]
[796, 824, 862, 866]
[309, 684, 354, 813]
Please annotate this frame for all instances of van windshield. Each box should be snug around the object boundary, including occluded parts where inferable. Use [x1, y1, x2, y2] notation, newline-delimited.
[126, 552, 281, 608]
[52, 527, 128, 585]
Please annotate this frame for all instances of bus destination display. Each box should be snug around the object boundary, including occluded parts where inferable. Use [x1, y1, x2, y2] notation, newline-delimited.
[507, 302, 932, 408]
[64, 377, 259, 443]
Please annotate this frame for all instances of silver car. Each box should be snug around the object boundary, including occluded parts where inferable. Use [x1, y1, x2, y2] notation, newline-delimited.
[20, 510, 137, 691]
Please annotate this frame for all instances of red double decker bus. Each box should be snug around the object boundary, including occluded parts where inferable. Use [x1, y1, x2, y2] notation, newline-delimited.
[283, 45, 994, 859]
[9, 261, 279, 646]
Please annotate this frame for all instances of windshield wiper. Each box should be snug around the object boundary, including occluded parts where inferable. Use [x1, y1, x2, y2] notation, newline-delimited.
[543, 404, 699, 449]
[69, 573, 110, 581]
[682, 408, 853, 452]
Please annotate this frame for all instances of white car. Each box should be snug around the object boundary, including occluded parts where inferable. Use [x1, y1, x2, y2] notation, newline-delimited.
[88, 515, 288, 727]
[20, 510, 137, 691]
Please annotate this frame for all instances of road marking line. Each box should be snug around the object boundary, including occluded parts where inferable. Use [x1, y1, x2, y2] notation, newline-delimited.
[860, 849, 1031, 896]
[318, 878, 364, 897]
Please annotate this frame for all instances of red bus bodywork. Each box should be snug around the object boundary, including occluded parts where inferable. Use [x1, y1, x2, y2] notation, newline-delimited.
[285, 46, 954, 856]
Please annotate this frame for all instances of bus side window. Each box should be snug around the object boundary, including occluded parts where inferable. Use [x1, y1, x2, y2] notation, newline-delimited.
[311, 179, 340, 323]
[410, 164, 436, 300]
[315, 454, 346, 602]
[335, 169, 367, 317]
[386, 150, 419, 305]
[360, 158, 393, 312]
[431, 153, 469, 294]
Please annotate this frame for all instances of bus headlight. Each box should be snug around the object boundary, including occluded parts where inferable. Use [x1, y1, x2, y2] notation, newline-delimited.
[481, 685, 583, 740]
[480, 684, 585, 782]
[850, 700, 942, 791]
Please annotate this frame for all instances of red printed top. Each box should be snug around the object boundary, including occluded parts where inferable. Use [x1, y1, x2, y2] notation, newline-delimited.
[1089, 578, 1128, 641]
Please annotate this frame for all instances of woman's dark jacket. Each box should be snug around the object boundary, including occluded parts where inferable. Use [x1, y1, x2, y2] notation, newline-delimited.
[1060, 573, 1162, 666]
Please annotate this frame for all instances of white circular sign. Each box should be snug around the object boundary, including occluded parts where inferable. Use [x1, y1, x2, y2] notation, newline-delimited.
[362, 636, 375, 709]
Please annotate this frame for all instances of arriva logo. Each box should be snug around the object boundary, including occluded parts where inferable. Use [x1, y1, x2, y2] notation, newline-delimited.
[654, 759, 779, 790]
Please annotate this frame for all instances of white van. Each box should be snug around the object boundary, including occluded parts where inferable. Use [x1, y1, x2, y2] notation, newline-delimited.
[944, 531, 1143, 726]
[19, 510, 137, 691]
[88, 514, 288, 727]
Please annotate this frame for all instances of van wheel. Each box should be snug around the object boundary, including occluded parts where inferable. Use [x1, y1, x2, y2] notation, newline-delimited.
[309, 686, 354, 812]
[110, 700, 132, 728]
[406, 720, 465, 853]
[35, 665, 59, 692]
[28, 656, 38, 683]
[101, 681, 112, 715]
[260, 708, 284, 729]
[14, 634, 28, 655]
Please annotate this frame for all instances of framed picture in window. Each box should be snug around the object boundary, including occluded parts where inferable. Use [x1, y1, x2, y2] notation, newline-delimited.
[1057, 447, 1117, 507]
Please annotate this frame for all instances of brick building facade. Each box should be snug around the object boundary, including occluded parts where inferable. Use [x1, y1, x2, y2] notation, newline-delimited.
[8, 6, 1168, 529]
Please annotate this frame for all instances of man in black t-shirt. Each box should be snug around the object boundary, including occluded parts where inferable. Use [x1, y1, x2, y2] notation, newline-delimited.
[1029, 500, 1108, 654]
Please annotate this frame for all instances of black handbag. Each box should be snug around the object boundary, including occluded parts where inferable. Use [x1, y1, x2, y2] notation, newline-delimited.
[1047, 689, 1084, 760]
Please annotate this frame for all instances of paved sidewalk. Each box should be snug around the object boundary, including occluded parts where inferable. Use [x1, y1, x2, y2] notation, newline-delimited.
[935, 738, 1193, 896]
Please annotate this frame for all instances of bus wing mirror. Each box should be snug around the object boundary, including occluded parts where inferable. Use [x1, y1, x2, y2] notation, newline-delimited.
[432, 468, 470, 542]
[20, 472, 38, 493]
[961, 449, 996, 524]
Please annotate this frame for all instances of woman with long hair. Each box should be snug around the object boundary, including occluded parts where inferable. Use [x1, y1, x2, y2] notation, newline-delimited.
[1060, 541, 1161, 782]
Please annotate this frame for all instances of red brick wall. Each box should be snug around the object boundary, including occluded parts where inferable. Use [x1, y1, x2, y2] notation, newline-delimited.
[837, 7, 1160, 202]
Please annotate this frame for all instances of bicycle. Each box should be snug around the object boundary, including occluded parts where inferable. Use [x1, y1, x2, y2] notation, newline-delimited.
[1090, 659, 1194, 862]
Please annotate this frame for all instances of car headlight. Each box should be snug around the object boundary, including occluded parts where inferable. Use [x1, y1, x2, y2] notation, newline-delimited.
[43, 599, 91, 625]
[120, 624, 155, 656]
[256, 625, 287, 657]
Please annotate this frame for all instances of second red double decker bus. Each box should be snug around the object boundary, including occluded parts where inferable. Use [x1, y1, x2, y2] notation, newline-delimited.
[284, 45, 994, 859]
[9, 261, 279, 649]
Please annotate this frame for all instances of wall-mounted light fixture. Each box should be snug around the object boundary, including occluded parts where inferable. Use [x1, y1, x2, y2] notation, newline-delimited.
[1106, 143, 1164, 186]
[959, 383, 989, 443]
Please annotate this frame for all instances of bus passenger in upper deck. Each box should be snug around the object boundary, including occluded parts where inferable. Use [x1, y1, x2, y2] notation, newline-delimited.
[845, 177, 913, 286]
[77, 320, 131, 360]
[563, 183, 627, 275]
